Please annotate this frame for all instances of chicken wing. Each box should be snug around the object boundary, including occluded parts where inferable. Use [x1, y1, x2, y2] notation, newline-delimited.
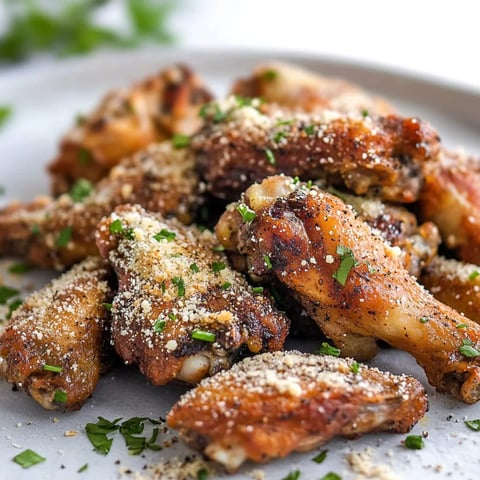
[0, 142, 202, 269]
[95, 204, 289, 386]
[0, 257, 114, 410]
[418, 150, 480, 264]
[193, 97, 440, 202]
[216, 175, 480, 403]
[421, 256, 480, 326]
[167, 350, 427, 472]
[231, 61, 394, 115]
[48, 64, 212, 195]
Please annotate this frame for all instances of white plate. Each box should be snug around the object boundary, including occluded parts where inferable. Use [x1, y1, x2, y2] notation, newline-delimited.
[0, 49, 479, 480]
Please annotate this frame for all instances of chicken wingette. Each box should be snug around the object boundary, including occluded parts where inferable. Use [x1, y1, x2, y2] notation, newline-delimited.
[216, 175, 480, 403]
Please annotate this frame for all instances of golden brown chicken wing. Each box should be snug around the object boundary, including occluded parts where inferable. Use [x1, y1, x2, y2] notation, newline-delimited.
[193, 97, 440, 202]
[48, 64, 212, 195]
[167, 350, 427, 472]
[419, 150, 480, 264]
[216, 175, 480, 403]
[0, 257, 114, 410]
[0, 142, 202, 269]
[421, 256, 480, 326]
[231, 61, 394, 115]
[95, 204, 289, 386]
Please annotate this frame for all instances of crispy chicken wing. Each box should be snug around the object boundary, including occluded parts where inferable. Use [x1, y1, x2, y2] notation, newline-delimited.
[231, 61, 394, 115]
[48, 64, 212, 195]
[95, 204, 289, 386]
[193, 97, 440, 202]
[216, 176, 480, 403]
[419, 150, 480, 264]
[167, 351, 427, 472]
[0, 142, 202, 269]
[0, 257, 114, 410]
[421, 256, 480, 326]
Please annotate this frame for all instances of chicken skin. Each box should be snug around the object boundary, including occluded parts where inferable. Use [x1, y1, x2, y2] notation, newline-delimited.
[0, 257, 114, 410]
[193, 97, 440, 202]
[48, 64, 212, 195]
[231, 61, 394, 115]
[95, 204, 289, 386]
[167, 351, 427, 472]
[419, 150, 480, 264]
[216, 176, 480, 403]
[421, 256, 480, 326]
[0, 142, 202, 269]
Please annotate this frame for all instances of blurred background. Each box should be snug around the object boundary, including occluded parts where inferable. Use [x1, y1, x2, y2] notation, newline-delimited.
[0, 0, 478, 92]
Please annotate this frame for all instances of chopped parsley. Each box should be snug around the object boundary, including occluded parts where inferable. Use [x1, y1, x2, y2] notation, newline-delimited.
[465, 419, 480, 431]
[332, 245, 357, 286]
[0, 185, 4, 195]
[168, 313, 177, 321]
[109, 219, 135, 240]
[281, 470, 301, 480]
[456, 323, 468, 329]
[236, 203, 256, 223]
[77, 148, 92, 165]
[293, 176, 300, 185]
[70, 178, 93, 202]
[220, 282, 231, 290]
[403, 434, 425, 449]
[306, 179, 313, 189]
[199, 102, 226, 123]
[361, 108, 369, 118]
[172, 133, 190, 149]
[317, 341, 341, 357]
[191, 329, 216, 343]
[469, 270, 480, 281]
[304, 125, 315, 135]
[103, 302, 113, 311]
[153, 228, 176, 242]
[211, 244, 225, 252]
[459, 338, 480, 357]
[31, 224, 41, 235]
[276, 119, 294, 126]
[6, 298, 22, 319]
[43, 364, 62, 373]
[419, 317, 429, 324]
[0, 285, 20, 305]
[265, 148, 276, 165]
[55, 226, 72, 247]
[190, 262, 200, 273]
[78, 463, 88, 473]
[54, 390, 67, 404]
[350, 361, 361, 374]
[85, 417, 122, 455]
[197, 468, 208, 480]
[263, 254, 273, 269]
[153, 319, 166, 333]
[312, 449, 328, 464]
[172, 276, 185, 297]
[320, 474, 342, 480]
[263, 69, 278, 81]
[251, 286, 264, 294]
[212, 261, 226, 272]
[12, 449, 45, 469]
[0, 105, 12, 128]
[8, 262, 31, 274]
[274, 131, 286, 143]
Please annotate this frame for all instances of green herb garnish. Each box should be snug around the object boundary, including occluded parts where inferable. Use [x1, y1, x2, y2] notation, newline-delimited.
[77, 148, 91, 165]
[109, 219, 134, 240]
[274, 131, 286, 143]
[251, 286, 264, 294]
[172, 276, 185, 297]
[220, 282, 231, 290]
[236, 203, 256, 223]
[351, 361, 360, 374]
[211, 244, 225, 252]
[263, 254, 273, 269]
[312, 449, 328, 464]
[0, 285, 20, 305]
[304, 125, 315, 135]
[43, 364, 62, 373]
[404, 434, 424, 449]
[191, 329, 216, 343]
[0, 105, 12, 128]
[465, 419, 480, 431]
[456, 323, 468, 329]
[103, 302, 112, 311]
[459, 338, 480, 357]
[172, 134, 190, 149]
[317, 341, 341, 357]
[265, 148, 276, 165]
[320, 474, 341, 480]
[153, 228, 176, 242]
[469, 270, 480, 281]
[281, 471, 301, 480]
[153, 319, 166, 333]
[263, 69, 278, 81]
[54, 390, 67, 404]
[212, 261, 226, 273]
[332, 245, 357, 286]
[6, 298, 23, 319]
[78, 463, 88, 473]
[85, 416, 122, 455]
[12, 449, 45, 469]
[419, 317, 429, 324]
[70, 178, 92, 202]
[8, 262, 31, 274]
[190, 262, 200, 273]
[55, 226, 72, 247]
[168, 313, 177, 321]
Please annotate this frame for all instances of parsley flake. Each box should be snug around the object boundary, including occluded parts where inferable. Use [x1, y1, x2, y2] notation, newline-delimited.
[361, 108, 369, 118]
[77, 148, 91, 165]
[190, 262, 200, 273]
[54, 390, 67, 404]
[0, 285, 20, 305]
[263, 254, 273, 269]
[212, 261, 226, 272]
[103, 302, 112, 311]
[281, 470, 301, 480]
[320, 474, 342, 480]
[153, 319, 166, 333]
[456, 323, 468, 329]
[220, 282, 231, 290]
[317, 341, 341, 357]
[153, 229, 176, 242]
[55, 226, 72, 248]
[350, 361, 361, 374]
[78, 463, 88, 473]
[0, 105, 12, 128]
[12, 449, 45, 469]
[263, 69, 278, 80]
[191, 329, 216, 343]
[8, 262, 31, 274]
[459, 338, 480, 357]
[265, 148, 276, 165]
[109, 219, 134, 240]
[70, 178, 93, 202]
[469, 270, 480, 281]
[332, 245, 357, 286]
[312, 449, 328, 463]
[419, 317, 429, 324]
[172, 277, 185, 297]
[172, 134, 190, 149]
[403, 434, 425, 449]
[43, 364, 62, 373]
[251, 286, 264, 294]
[465, 419, 480, 431]
[304, 125, 315, 135]
[236, 203, 256, 223]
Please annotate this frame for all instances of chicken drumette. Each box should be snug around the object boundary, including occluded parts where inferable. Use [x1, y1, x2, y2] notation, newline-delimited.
[0, 142, 202, 269]
[0, 257, 114, 410]
[49, 64, 212, 195]
[167, 350, 427, 472]
[95, 204, 289, 386]
[216, 175, 480, 403]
